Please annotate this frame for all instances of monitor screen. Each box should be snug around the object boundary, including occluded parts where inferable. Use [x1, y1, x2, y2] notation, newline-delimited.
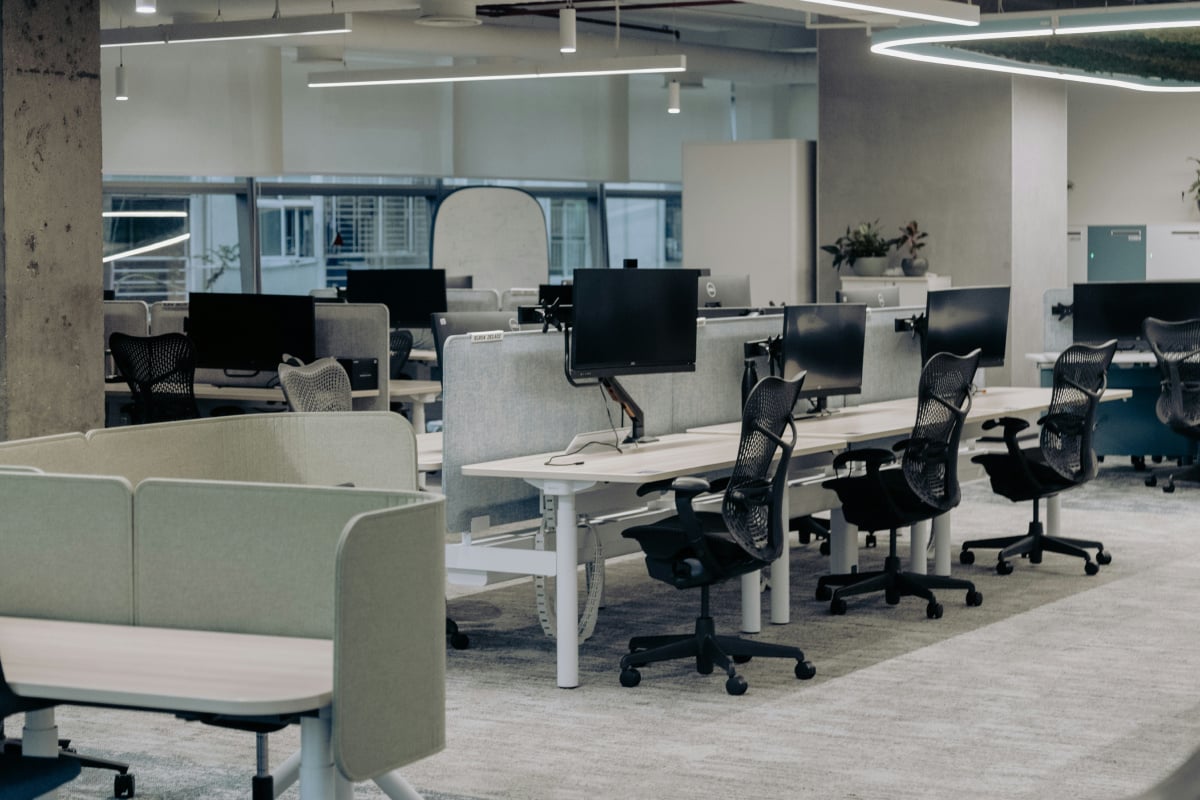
[1073, 281, 1200, 349]
[539, 283, 573, 307]
[186, 292, 316, 372]
[345, 268, 447, 329]
[781, 303, 867, 405]
[923, 286, 1011, 368]
[431, 311, 521, 366]
[697, 275, 752, 308]
[570, 268, 700, 379]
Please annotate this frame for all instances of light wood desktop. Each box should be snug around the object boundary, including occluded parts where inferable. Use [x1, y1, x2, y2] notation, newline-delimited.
[461, 431, 845, 688]
[389, 379, 441, 433]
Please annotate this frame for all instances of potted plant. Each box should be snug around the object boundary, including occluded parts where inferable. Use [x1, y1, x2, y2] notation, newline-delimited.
[1184, 157, 1200, 211]
[895, 220, 929, 276]
[821, 221, 893, 276]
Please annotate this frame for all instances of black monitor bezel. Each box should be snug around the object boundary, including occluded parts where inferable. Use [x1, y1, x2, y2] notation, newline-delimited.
[344, 268, 448, 329]
[1073, 280, 1200, 349]
[922, 285, 1011, 368]
[569, 268, 700, 379]
[186, 292, 317, 372]
[781, 303, 868, 401]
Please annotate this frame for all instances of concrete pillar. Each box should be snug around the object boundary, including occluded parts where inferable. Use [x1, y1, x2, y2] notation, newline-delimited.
[0, 0, 103, 439]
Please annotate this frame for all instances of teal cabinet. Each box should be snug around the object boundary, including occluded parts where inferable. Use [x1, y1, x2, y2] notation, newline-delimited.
[1087, 225, 1146, 281]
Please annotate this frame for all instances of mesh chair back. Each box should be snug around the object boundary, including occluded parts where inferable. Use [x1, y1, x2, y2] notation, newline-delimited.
[390, 329, 414, 379]
[108, 331, 200, 424]
[279, 357, 353, 412]
[903, 349, 980, 511]
[1041, 341, 1117, 482]
[1143, 317, 1200, 438]
[721, 373, 804, 563]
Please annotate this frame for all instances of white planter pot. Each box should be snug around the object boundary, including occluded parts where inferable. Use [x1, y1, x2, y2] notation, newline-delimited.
[852, 256, 889, 277]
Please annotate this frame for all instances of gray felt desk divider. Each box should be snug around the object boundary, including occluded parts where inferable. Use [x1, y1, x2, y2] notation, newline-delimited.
[103, 299, 150, 340]
[448, 288, 502, 312]
[148, 301, 391, 410]
[1044, 287, 1074, 353]
[845, 305, 925, 406]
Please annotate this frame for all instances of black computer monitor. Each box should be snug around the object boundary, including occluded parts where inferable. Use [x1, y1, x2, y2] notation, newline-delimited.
[569, 268, 700, 442]
[344, 268, 447, 329]
[1073, 281, 1200, 349]
[539, 283, 573, 307]
[922, 286, 1011, 368]
[430, 311, 521, 367]
[697, 275, 752, 308]
[781, 303, 868, 416]
[186, 292, 316, 372]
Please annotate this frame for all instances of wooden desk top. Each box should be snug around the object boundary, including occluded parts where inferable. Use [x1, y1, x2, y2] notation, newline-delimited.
[0, 616, 332, 717]
[462, 431, 845, 485]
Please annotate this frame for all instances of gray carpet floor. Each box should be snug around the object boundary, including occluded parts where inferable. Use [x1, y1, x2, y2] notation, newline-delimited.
[29, 463, 1200, 799]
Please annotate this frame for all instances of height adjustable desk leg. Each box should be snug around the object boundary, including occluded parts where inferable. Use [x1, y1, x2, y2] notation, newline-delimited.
[21, 708, 58, 758]
[299, 712, 335, 800]
[770, 489, 791, 624]
[932, 512, 952, 576]
[829, 508, 857, 575]
[909, 520, 930, 575]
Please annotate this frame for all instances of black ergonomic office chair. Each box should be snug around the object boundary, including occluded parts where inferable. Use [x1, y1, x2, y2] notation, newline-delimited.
[617, 374, 816, 695]
[817, 350, 983, 619]
[390, 328, 414, 380]
[960, 341, 1117, 575]
[278, 357, 353, 413]
[109, 331, 200, 424]
[1142, 318, 1200, 493]
[0, 658, 130, 798]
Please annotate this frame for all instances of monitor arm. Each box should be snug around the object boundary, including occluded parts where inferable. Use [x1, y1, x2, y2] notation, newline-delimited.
[600, 376, 653, 444]
[1051, 302, 1073, 321]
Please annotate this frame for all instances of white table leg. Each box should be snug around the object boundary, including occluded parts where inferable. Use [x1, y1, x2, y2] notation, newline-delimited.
[1047, 494, 1060, 537]
[410, 400, 427, 435]
[375, 771, 426, 800]
[299, 713, 335, 800]
[932, 512, 952, 576]
[830, 507, 857, 575]
[549, 484, 579, 689]
[769, 487, 790, 624]
[21, 708, 58, 758]
[740, 572, 761, 633]
[909, 520, 930, 575]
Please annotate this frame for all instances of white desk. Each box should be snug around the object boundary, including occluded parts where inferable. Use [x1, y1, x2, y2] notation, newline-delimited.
[461, 431, 845, 688]
[389, 379, 441, 434]
[105, 382, 377, 404]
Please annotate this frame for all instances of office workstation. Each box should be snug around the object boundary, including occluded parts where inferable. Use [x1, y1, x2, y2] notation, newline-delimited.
[9, 0, 1200, 793]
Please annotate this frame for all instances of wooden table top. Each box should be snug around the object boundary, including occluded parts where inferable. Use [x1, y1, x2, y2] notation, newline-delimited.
[0, 616, 332, 717]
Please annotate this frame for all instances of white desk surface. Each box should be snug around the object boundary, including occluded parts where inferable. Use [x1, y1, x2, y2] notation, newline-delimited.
[462, 431, 846, 485]
[387, 379, 442, 400]
[104, 382, 376, 402]
[0, 615, 332, 718]
[1026, 350, 1156, 367]
[408, 348, 437, 363]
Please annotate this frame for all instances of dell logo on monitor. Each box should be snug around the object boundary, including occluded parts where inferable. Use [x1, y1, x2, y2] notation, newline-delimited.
[705, 281, 717, 298]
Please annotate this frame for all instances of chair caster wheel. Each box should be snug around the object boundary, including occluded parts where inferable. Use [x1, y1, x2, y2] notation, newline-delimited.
[619, 667, 641, 688]
[865, 533, 877, 548]
[996, 560, 1014, 575]
[830, 597, 847, 615]
[449, 632, 470, 650]
[1164, 481, 1176, 494]
[1131, 455, 1146, 470]
[1146, 474, 1157, 488]
[115, 772, 135, 798]
[732, 654, 752, 664]
[797, 530, 811, 545]
[1029, 551, 1042, 564]
[795, 660, 816, 680]
[819, 541, 830, 556]
[1085, 561, 1100, 576]
[966, 590, 983, 607]
[926, 601, 944, 619]
[725, 674, 748, 695]
[1097, 550, 1112, 565]
[884, 588, 901, 605]
[959, 549, 975, 565]
[815, 584, 832, 601]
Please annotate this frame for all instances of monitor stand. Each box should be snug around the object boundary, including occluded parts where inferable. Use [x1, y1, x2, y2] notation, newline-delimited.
[794, 396, 840, 421]
[600, 376, 657, 444]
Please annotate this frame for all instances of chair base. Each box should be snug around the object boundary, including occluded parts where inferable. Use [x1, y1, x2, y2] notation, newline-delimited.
[2, 737, 133, 797]
[815, 531, 981, 619]
[1146, 461, 1200, 494]
[618, 615, 815, 695]
[446, 616, 469, 650]
[959, 518, 1109, 576]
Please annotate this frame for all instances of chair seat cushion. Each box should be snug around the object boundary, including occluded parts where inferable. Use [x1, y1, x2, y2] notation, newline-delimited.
[972, 447, 1075, 502]
[823, 468, 942, 532]
[623, 511, 763, 589]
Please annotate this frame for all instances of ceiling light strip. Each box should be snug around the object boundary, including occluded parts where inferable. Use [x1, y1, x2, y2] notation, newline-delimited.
[307, 55, 687, 88]
[749, 0, 978, 27]
[102, 233, 192, 264]
[102, 211, 189, 218]
[100, 13, 351, 48]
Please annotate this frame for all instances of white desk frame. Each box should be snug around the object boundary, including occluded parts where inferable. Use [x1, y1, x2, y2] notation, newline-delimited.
[460, 433, 844, 688]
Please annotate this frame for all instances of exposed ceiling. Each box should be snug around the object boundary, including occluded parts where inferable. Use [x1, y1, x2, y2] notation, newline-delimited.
[99, 0, 1190, 85]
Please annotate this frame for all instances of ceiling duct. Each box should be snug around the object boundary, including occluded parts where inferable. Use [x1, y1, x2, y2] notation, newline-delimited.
[415, 0, 482, 27]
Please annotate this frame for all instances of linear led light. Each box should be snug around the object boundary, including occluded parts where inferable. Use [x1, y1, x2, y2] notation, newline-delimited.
[102, 233, 191, 264]
[307, 54, 687, 88]
[871, 8, 1200, 92]
[748, 0, 978, 27]
[102, 210, 188, 218]
[100, 13, 351, 48]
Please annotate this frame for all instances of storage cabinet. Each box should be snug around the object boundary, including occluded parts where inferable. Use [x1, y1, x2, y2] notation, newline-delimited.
[838, 273, 951, 307]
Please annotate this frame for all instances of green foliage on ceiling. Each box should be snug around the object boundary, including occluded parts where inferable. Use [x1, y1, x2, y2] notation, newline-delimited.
[959, 30, 1200, 83]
